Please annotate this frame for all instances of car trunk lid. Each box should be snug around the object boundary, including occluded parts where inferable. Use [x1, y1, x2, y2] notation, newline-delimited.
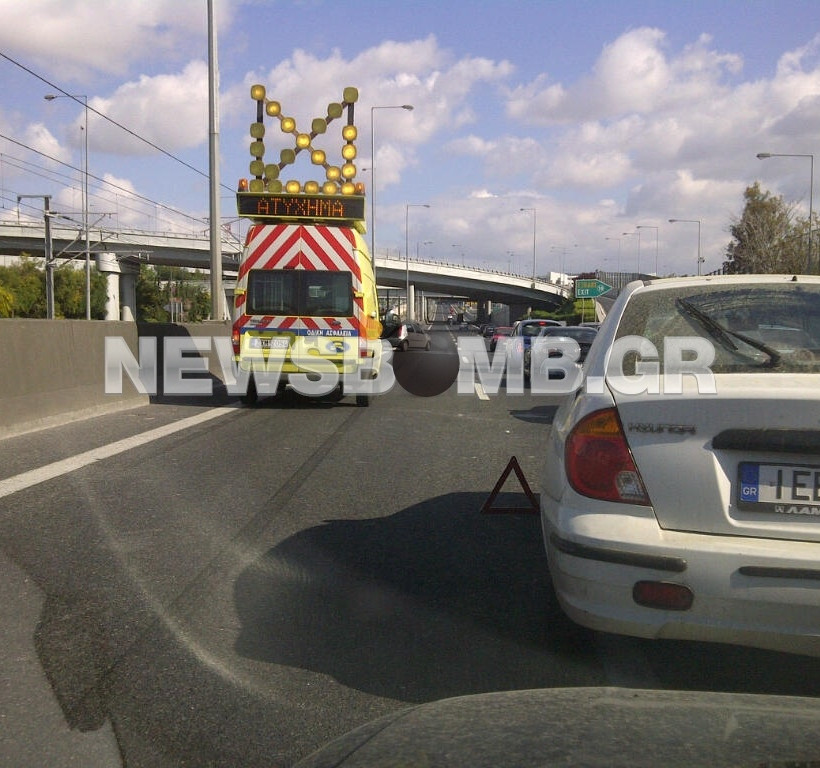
[612, 375, 820, 542]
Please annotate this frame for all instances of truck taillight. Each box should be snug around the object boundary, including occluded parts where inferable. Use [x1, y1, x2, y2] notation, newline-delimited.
[565, 408, 650, 505]
[231, 328, 241, 356]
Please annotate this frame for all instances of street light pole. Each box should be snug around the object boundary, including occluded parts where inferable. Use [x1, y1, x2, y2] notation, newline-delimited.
[207, 0, 224, 321]
[757, 152, 815, 273]
[622, 230, 640, 274]
[668, 219, 702, 274]
[550, 244, 578, 282]
[370, 104, 413, 259]
[520, 207, 536, 282]
[416, 240, 432, 259]
[45, 93, 90, 318]
[605, 237, 622, 274]
[405, 204, 429, 321]
[637, 225, 659, 275]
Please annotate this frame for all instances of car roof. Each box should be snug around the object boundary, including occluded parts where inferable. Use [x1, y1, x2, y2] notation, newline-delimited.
[516, 319, 561, 326]
[631, 274, 820, 292]
[538, 325, 597, 336]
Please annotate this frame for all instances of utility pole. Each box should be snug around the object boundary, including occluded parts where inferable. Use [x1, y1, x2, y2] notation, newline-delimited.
[18, 195, 54, 318]
[208, 0, 224, 320]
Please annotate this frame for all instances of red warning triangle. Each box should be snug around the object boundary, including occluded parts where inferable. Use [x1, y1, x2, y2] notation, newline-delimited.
[480, 456, 539, 515]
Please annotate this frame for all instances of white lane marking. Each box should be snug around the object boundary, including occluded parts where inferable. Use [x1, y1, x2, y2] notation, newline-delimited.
[0, 407, 238, 500]
[475, 382, 489, 400]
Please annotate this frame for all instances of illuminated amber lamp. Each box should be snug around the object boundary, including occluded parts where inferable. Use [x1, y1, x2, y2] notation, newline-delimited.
[241, 84, 364, 200]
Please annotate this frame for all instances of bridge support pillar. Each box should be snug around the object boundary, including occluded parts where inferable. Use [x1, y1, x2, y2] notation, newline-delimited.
[475, 300, 494, 325]
[508, 302, 531, 323]
[95, 253, 140, 321]
[121, 272, 137, 321]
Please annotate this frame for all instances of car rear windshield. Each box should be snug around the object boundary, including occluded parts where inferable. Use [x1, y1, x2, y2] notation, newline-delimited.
[520, 322, 558, 336]
[540, 327, 598, 342]
[247, 269, 353, 317]
[615, 282, 820, 373]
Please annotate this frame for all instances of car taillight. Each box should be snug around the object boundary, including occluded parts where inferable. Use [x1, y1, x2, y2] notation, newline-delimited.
[231, 328, 241, 356]
[565, 408, 650, 505]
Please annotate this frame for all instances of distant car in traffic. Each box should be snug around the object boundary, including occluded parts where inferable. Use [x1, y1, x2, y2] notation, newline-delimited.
[540, 274, 820, 656]
[382, 320, 432, 351]
[506, 318, 564, 371]
[489, 326, 513, 353]
[524, 325, 598, 378]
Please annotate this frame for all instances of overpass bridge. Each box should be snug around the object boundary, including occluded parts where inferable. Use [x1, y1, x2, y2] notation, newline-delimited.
[0, 220, 570, 320]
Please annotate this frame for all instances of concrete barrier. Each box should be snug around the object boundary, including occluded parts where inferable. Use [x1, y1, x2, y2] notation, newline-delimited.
[0, 320, 231, 439]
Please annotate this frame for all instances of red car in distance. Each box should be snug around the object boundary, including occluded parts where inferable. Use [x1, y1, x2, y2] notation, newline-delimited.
[489, 326, 513, 353]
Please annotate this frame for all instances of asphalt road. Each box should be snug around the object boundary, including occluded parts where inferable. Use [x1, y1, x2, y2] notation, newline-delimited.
[2, 323, 820, 767]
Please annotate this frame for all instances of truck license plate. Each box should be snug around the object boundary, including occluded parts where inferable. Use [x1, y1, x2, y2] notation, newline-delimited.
[251, 337, 289, 349]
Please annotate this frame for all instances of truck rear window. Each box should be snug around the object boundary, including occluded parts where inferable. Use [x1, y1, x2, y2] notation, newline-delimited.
[247, 269, 354, 317]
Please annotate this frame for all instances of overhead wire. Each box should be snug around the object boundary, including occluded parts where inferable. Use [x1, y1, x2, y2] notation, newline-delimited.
[0, 47, 241, 245]
[0, 132, 209, 229]
[0, 51, 235, 194]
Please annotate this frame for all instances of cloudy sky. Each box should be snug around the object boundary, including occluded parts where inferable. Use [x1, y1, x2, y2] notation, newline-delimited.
[1, 0, 819, 277]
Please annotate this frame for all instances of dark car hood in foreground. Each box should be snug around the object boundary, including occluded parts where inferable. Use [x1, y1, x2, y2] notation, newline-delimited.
[294, 686, 820, 767]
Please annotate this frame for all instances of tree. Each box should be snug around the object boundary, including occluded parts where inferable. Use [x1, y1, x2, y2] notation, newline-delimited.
[724, 182, 806, 274]
[0, 256, 46, 317]
[0, 256, 108, 318]
[0, 284, 13, 317]
[135, 265, 166, 321]
[54, 266, 86, 318]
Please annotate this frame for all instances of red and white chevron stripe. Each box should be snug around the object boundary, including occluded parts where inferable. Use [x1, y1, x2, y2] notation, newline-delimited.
[233, 223, 367, 340]
[238, 224, 362, 286]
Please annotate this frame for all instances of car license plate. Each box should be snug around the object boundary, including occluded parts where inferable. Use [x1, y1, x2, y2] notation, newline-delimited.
[251, 336, 289, 349]
[738, 461, 820, 515]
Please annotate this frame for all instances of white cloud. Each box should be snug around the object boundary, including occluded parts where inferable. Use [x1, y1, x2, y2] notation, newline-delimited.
[226, 37, 514, 192]
[84, 61, 210, 155]
[446, 135, 498, 156]
[493, 25, 819, 273]
[4, 11, 820, 278]
[592, 27, 671, 114]
[545, 149, 633, 189]
[507, 27, 744, 125]
[23, 123, 69, 164]
[0, 0, 233, 80]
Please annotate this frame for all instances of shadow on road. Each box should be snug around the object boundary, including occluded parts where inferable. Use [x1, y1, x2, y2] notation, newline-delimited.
[233, 490, 820, 704]
[233, 492, 600, 703]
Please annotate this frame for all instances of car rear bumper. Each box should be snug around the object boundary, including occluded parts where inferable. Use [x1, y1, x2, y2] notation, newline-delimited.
[541, 503, 820, 656]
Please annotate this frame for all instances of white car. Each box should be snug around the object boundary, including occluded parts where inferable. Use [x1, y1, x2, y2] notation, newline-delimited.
[540, 274, 820, 656]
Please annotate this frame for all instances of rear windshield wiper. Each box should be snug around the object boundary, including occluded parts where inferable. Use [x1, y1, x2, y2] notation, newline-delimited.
[675, 297, 781, 367]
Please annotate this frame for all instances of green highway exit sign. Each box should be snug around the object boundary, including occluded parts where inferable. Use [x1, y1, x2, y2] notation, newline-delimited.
[575, 279, 612, 299]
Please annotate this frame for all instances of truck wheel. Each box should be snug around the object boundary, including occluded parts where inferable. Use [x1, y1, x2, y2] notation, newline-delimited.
[241, 376, 258, 406]
[355, 394, 370, 407]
